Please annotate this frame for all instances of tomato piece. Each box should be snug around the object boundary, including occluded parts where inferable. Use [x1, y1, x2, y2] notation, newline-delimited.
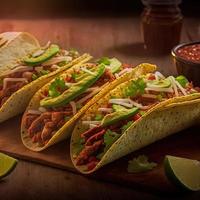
[148, 74, 156, 80]
[132, 113, 141, 121]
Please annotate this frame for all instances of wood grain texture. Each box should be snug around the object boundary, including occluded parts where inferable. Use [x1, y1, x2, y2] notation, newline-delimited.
[0, 17, 200, 199]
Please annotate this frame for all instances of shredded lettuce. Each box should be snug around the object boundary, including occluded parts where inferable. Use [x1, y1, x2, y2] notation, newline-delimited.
[97, 57, 111, 65]
[123, 78, 146, 98]
[127, 155, 157, 173]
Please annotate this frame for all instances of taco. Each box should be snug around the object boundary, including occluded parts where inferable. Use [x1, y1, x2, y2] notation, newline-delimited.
[21, 59, 156, 151]
[0, 40, 91, 122]
[0, 32, 40, 71]
[70, 69, 200, 173]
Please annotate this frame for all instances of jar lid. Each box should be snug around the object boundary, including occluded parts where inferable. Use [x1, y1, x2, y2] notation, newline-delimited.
[142, 0, 182, 5]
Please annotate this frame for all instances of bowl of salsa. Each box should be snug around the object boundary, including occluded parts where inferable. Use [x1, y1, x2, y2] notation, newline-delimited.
[172, 41, 200, 85]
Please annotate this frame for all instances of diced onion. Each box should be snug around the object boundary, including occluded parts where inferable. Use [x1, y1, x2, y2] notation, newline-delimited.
[70, 101, 77, 115]
[175, 79, 187, 96]
[98, 107, 113, 113]
[80, 67, 96, 76]
[38, 107, 47, 113]
[145, 87, 174, 93]
[76, 88, 100, 104]
[27, 109, 42, 115]
[42, 56, 72, 66]
[3, 78, 28, 90]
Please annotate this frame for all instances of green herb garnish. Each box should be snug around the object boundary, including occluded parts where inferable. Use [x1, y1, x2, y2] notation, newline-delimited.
[95, 114, 103, 121]
[97, 57, 111, 65]
[127, 155, 157, 173]
[123, 78, 146, 98]
[49, 77, 67, 98]
[175, 75, 189, 87]
[121, 121, 133, 133]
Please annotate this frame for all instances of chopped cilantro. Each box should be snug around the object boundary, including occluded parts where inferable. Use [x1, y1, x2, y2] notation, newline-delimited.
[97, 129, 120, 159]
[48, 77, 67, 97]
[123, 78, 146, 98]
[175, 75, 189, 87]
[74, 137, 85, 155]
[139, 110, 146, 116]
[97, 57, 111, 65]
[127, 155, 157, 173]
[40, 69, 50, 76]
[76, 103, 82, 110]
[71, 73, 78, 81]
[121, 121, 133, 133]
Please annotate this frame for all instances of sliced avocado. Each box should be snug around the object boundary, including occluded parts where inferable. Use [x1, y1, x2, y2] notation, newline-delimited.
[112, 104, 127, 112]
[107, 58, 122, 73]
[40, 64, 106, 107]
[101, 107, 139, 127]
[147, 78, 171, 88]
[23, 44, 60, 66]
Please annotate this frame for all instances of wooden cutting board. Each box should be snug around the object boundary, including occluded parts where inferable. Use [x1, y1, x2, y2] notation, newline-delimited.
[0, 115, 199, 194]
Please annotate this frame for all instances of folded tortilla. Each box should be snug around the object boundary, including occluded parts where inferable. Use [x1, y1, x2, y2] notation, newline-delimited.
[21, 62, 156, 151]
[0, 32, 40, 72]
[70, 67, 200, 174]
[0, 37, 92, 122]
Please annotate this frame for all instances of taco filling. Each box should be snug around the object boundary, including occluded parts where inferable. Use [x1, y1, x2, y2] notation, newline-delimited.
[0, 43, 80, 107]
[22, 58, 134, 146]
[73, 72, 200, 171]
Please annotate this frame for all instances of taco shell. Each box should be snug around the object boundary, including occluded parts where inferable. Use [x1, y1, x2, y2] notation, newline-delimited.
[70, 74, 200, 174]
[0, 32, 40, 72]
[21, 63, 156, 151]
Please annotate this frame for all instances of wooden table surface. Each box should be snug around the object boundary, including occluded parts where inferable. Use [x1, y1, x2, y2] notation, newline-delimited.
[0, 15, 200, 200]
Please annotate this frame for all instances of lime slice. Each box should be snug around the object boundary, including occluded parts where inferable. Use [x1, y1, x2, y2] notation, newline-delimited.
[0, 153, 18, 179]
[164, 155, 200, 191]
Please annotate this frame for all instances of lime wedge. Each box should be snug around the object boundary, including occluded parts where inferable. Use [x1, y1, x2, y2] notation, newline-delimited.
[164, 155, 200, 191]
[0, 153, 18, 179]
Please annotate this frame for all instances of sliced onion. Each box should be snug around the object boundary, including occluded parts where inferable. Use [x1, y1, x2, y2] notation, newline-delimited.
[141, 94, 158, 99]
[42, 41, 51, 50]
[85, 87, 100, 92]
[98, 107, 113, 113]
[27, 109, 42, 115]
[128, 98, 150, 110]
[2, 66, 34, 77]
[109, 99, 133, 108]
[51, 65, 60, 70]
[89, 124, 98, 129]
[42, 56, 72, 66]
[145, 87, 173, 93]
[38, 107, 47, 113]
[80, 67, 96, 76]
[155, 71, 165, 79]
[32, 49, 45, 58]
[82, 121, 101, 125]
[168, 76, 178, 97]
[70, 101, 77, 115]
[76, 88, 100, 104]
[175, 80, 187, 96]
[3, 78, 28, 90]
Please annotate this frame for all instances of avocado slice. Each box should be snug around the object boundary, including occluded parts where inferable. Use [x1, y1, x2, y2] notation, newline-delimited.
[107, 58, 122, 73]
[101, 106, 139, 127]
[40, 64, 106, 107]
[23, 44, 60, 66]
[147, 78, 171, 88]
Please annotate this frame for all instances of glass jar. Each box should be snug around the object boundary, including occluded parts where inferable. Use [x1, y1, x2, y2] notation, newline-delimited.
[141, 0, 183, 54]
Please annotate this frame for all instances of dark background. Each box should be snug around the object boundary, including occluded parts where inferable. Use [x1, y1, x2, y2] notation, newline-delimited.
[0, 0, 200, 18]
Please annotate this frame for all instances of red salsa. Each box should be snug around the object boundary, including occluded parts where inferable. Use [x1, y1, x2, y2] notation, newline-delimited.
[177, 44, 200, 63]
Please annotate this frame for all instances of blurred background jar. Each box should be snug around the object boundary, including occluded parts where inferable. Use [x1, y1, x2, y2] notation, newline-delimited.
[141, 0, 183, 54]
